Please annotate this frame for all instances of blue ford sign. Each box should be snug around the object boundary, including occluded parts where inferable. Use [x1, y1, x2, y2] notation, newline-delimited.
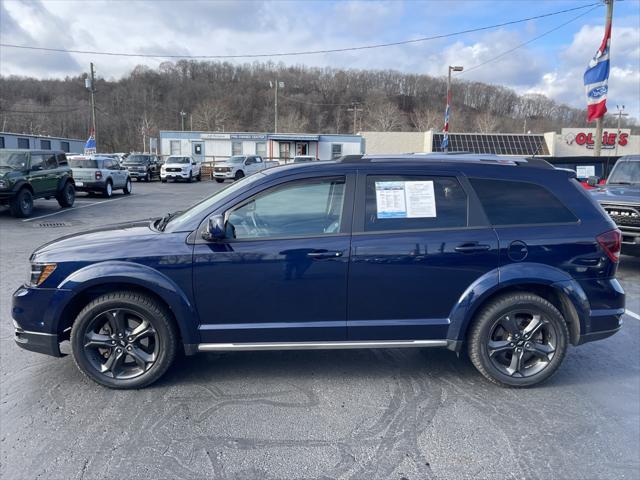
[588, 85, 608, 99]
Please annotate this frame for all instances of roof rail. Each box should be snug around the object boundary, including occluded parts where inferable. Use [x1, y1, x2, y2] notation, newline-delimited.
[337, 153, 553, 169]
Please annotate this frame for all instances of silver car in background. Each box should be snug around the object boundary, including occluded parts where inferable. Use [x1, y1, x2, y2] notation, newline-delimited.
[68, 155, 132, 197]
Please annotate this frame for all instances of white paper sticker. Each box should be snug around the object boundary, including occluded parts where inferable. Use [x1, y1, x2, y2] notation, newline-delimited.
[576, 165, 595, 178]
[375, 181, 436, 219]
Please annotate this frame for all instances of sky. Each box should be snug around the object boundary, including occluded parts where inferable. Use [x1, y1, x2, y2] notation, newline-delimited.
[1, 0, 639, 121]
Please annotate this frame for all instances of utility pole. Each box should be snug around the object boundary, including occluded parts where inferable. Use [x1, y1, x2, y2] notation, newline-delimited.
[614, 104, 628, 156]
[347, 103, 362, 135]
[272, 79, 284, 133]
[442, 65, 463, 152]
[594, 0, 614, 157]
[180, 110, 186, 131]
[85, 62, 97, 149]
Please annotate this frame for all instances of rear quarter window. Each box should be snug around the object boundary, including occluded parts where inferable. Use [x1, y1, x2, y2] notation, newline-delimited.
[469, 178, 578, 226]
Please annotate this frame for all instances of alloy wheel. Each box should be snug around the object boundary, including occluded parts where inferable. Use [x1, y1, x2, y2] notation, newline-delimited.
[486, 310, 558, 378]
[82, 308, 158, 380]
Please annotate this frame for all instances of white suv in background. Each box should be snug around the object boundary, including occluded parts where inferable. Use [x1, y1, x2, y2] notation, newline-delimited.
[160, 155, 202, 183]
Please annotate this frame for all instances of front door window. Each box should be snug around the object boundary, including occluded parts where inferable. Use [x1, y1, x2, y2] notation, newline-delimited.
[227, 177, 346, 239]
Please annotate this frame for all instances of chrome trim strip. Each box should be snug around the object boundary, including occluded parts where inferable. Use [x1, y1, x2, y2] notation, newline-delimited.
[14, 328, 57, 337]
[197, 339, 448, 352]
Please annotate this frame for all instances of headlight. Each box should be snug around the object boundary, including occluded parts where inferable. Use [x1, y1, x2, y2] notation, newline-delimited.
[0, 179, 7, 189]
[29, 263, 57, 287]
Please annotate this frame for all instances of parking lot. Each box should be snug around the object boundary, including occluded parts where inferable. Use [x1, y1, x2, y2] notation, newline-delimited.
[1, 179, 639, 480]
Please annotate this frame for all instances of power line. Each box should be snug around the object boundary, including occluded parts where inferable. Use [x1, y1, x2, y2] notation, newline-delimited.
[459, 5, 600, 75]
[0, 3, 600, 60]
[0, 107, 85, 114]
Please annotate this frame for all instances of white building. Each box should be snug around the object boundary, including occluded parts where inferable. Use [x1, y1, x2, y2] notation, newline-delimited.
[360, 128, 639, 158]
[159, 131, 363, 163]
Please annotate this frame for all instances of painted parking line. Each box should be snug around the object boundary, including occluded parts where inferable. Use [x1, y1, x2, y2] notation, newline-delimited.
[22, 195, 134, 222]
[625, 310, 640, 321]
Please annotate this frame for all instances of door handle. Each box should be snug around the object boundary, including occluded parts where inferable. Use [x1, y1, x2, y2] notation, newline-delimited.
[307, 250, 343, 259]
[454, 243, 491, 253]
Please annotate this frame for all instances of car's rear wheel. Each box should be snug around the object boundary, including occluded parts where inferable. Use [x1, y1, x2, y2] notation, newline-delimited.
[9, 188, 34, 217]
[56, 182, 75, 208]
[123, 178, 132, 195]
[468, 293, 568, 387]
[103, 180, 113, 198]
[215, 178, 224, 183]
[71, 292, 178, 389]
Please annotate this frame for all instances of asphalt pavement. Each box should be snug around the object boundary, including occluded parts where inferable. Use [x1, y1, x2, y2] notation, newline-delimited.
[1, 179, 639, 480]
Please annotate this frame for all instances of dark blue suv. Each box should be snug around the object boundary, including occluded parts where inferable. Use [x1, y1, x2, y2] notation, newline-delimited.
[12, 154, 625, 389]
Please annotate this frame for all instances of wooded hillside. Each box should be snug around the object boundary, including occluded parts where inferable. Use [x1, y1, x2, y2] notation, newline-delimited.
[1, 61, 635, 152]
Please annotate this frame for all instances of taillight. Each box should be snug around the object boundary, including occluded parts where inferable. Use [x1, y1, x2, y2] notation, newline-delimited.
[596, 229, 621, 263]
[95, 171, 102, 180]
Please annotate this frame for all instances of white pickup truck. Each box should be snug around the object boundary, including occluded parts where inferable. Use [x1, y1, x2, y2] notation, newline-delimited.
[212, 155, 278, 182]
[161, 155, 202, 183]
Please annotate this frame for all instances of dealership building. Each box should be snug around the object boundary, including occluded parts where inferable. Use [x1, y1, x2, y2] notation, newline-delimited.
[159, 131, 363, 163]
[0, 131, 85, 153]
[361, 128, 639, 179]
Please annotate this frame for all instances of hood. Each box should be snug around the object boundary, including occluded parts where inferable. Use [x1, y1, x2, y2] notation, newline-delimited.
[32, 220, 158, 262]
[590, 183, 640, 205]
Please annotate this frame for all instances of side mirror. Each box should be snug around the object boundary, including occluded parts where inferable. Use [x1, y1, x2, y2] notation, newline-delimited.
[192, 162, 197, 166]
[587, 176, 599, 187]
[202, 214, 226, 241]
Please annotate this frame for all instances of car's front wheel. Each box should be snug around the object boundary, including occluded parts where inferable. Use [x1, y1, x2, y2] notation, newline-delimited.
[71, 292, 178, 389]
[9, 188, 34, 217]
[468, 293, 568, 387]
[123, 178, 132, 195]
[215, 178, 224, 183]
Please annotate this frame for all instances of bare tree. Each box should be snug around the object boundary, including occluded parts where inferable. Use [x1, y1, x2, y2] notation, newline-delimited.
[410, 108, 441, 131]
[364, 99, 404, 131]
[475, 112, 499, 133]
[193, 100, 230, 131]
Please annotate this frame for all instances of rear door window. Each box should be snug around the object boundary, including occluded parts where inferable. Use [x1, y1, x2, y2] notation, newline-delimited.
[364, 175, 468, 231]
[469, 178, 577, 225]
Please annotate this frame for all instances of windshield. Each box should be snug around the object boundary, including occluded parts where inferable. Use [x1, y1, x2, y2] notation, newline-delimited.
[164, 172, 265, 232]
[167, 157, 190, 164]
[125, 155, 150, 164]
[228, 156, 246, 163]
[608, 161, 640, 184]
[0, 152, 28, 170]
[69, 158, 99, 168]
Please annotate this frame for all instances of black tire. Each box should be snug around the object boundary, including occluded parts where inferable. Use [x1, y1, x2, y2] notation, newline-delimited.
[145, 172, 150, 182]
[123, 178, 132, 195]
[56, 181, 75, 208]
[103, 180, 113, 198]
[70, 291, 178, 389]
[215, 178, 224, 183]
[161, 178, 167, 183]
[234, 170, 244, 181]
[187, 172, 193, 183]
[9, 188, 34, 217]
[468, 293, 569, 388]
[196, 172, 201, 181]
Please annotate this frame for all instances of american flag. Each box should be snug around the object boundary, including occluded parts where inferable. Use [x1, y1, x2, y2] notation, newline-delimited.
[584, 21, 611, 122]
[441, 92, 451, 150]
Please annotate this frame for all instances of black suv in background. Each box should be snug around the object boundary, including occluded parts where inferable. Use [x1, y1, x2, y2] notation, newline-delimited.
[123, 154, 161, 182]
[590, 155, 640, 256]
[0, 150, 75, 217]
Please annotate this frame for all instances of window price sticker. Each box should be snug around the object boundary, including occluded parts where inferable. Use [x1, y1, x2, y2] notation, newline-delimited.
[375, 181, 436, 218]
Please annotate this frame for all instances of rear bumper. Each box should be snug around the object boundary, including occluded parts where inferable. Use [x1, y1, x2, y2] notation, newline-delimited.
[577, 277, 625, 345]
[74, 180, 106, 191]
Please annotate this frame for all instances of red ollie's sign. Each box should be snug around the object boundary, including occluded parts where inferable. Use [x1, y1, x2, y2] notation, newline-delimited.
[567, 131, 629, 150]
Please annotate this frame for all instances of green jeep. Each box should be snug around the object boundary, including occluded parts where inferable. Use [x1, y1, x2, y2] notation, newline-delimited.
[0, 150, 76, 218]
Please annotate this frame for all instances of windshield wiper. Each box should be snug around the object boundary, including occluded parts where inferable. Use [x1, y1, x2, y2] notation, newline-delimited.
[157, 211, 181, 231]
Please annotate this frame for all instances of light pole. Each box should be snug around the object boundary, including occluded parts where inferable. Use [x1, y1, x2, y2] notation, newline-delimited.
[615, 104, 628, 157]
[180, 110, 187, 131]
[84, 63, 97, 149]
[442, 65, 463, 153]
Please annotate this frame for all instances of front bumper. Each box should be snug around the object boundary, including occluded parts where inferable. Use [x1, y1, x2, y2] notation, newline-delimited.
[213, 171, 234, 179]
[14, 324, 62, 357]
[12, 285, 72, 357]
[0, 189, 17, 202]
[161, 170, 191, 179]
[128, 170, 148, 178]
